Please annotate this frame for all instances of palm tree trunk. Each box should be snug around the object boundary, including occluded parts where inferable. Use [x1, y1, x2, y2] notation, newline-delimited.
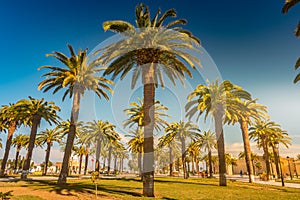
[271, 145, 280, 179]
[138, 152, 142, 176]
[58, 89, 81, 184]
[14, 146, 21, 172]
[252, 160, 256, 176]
[0, 121, 16, 177]
[262, 138, 271, 180]
[239, 120, 254, 183]
[114, 156, 117, 172]
[214, 112, 227, 186]
[22, 114, 41, 179]
[107, 146, 112, 175]
[84, 153, 89, 175]
[42, 143, 51, 176]
[208, 149, 213, 178]
[169, 144, 173, 176]
[95, 139, 101, 172]
[142, 64, 155, 197]
[121, 158, 124, 173]
[181, 138, 187, 179]
[79, 154, 83, 175]
[195, 159, 199, 174]
[191, 154, 195, 174]
[103, 157, 106, 169]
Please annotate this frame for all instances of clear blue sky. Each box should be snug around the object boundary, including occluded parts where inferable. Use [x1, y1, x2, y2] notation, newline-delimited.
[1, 0, 300, 163]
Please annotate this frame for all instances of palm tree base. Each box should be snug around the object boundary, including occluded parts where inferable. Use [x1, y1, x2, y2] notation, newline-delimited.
[57, 174, 67, 185]
[142, 172, 154, 197]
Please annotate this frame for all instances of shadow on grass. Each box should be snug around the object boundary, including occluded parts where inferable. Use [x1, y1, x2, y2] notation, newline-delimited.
[23, 179, 142, 198]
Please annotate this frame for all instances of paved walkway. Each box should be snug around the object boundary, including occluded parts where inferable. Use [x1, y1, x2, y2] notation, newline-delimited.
[226, 175, 300, 189]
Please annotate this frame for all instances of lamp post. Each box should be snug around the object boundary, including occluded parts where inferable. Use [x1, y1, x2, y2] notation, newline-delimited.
[286, 156, 293, 180]
[275, 142, 284, 186]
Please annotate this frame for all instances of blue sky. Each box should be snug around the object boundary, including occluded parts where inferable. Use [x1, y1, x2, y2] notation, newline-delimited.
[1, 0, 300, 163]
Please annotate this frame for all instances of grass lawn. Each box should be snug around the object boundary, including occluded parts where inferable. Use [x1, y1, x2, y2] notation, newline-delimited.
[0, 177, 300, 199]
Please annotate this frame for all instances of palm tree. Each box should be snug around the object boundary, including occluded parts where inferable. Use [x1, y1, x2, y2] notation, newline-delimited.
[164, 121, 200, 179]
[12, 134, 29, 172]
[186, 80, 251, 186]
[73, 145, 86, 175]
[38, 44, 114, 184]
[158, 132, 181, 176]
[126, 128, 144, 176]
[15, 97, 60, 179]
[85, 120, 117, 172]
[225, 153, 237, 174]
[36, 128, 62, 175]
[282, 0, 300, 83]
[268, 128, 291, 179]
[0, 104, 27, 176]
[194, 130, 216, 178]
[238, 151, 259, 176]
[123, 98, 169, 131]
[282, 0, 300, 37]
[97, 3, 200, 196]
[225, 99, 267, 183]
[249, 119, 281, 180]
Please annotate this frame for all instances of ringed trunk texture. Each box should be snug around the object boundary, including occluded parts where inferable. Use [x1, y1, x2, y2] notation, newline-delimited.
[271, 145, 280, 179]
[181, 138, 187, 179]
[142, 64, 155, 197]
[138, 152, 142, 177]
[79, 154, 83, 175]
[22, 114, 41, 179]
[84, 153, 89, 175]
[169, 144, 173, 176]
[57, 90, 80, 184]
[107, 146, 112, 175]
[42, 143, 51, 176]
[95, 139, 101, 172]
[0, 121, 17, 176]
[262, 138, 271, 180]
[14, 146, 21, 172]
[239, 120, 254, 183]
[208, 149, 213, 178]
[214, 113, 227, 186]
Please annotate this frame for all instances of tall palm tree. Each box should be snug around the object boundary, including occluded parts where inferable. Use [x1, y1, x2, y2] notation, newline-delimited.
[38, 44, 114, 184]
[12, 134, 29, 172]
[225, 99, 267, 183]
[282, 0, 300, 83]
[85, 120, 117, 172]
[158, 132, 181, 176]
[15, 97, 60, 179]
[194, 130, 216, 178]
[36, 128, 62, 175]
[186, 80, 251, 186]
[249, 119, 280, 180]
[97, 3, 200, 196]
[126, 128, 144, 176]
[267, 128, 291, 178]
[0, 104, 27, 176]
[164, 121, 200, 179]
[73, 145, 87, 175]
[282, 0, 300, 37]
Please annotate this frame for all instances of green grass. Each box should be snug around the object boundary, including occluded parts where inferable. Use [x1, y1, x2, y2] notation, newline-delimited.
[1, 177, 300, 199]
[285, 179, 300, 184]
